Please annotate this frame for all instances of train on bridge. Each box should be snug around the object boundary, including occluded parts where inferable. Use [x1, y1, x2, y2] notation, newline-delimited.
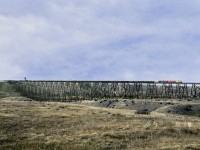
[156, 80, 182, 83]
[135, 80, 183, 83]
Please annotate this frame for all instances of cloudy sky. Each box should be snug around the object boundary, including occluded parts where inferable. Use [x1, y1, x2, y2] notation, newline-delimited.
[0, 0, 200, 82]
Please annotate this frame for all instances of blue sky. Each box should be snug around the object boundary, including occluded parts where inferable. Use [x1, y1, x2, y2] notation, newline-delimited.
[0, 0, 200, 81]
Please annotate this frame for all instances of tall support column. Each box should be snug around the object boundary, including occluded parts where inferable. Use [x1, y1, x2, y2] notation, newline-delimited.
[191, 84, 200, 98]
[145, 83, 158, 99]
[132, 83, 143, 98]
[175, 83, 188, 98]
[161, 83, 173, 98]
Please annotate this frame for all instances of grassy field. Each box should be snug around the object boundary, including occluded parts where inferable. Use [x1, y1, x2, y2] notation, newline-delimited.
[0, 98, 200, 150]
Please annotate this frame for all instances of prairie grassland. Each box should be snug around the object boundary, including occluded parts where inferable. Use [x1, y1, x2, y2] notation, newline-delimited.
[0, 98, 200, 150]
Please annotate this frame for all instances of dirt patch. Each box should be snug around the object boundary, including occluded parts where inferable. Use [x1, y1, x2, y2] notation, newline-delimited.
[85, 99, 200, 117]
[2, 97, 200, 117]
[91, 99, 173, 112]
[158, 104, 200, 117]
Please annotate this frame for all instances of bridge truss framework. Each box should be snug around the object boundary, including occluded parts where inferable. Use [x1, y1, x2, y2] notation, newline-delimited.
[8, 81, 200, 101]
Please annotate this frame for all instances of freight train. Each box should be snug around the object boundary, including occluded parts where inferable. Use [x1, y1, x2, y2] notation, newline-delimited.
[139, 80, 182, 83]
[156, 80, 182, 83]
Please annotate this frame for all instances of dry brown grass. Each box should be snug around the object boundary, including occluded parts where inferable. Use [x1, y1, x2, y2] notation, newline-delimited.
[0, 98, 200, 150]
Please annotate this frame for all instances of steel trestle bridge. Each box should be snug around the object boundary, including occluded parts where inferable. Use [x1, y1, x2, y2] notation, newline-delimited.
[7, 80, 200, 101]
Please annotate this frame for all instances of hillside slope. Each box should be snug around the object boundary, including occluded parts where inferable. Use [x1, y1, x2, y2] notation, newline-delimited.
[0, 81, 21, 98]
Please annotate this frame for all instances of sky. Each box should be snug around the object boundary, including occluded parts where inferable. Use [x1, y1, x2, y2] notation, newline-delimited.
[0, 0, 200, 82]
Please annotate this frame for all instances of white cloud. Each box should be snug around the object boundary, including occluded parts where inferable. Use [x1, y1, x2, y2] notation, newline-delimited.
[0, 0, 200, 81]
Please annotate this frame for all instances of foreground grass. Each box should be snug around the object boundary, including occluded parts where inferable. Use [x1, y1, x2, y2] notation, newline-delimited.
[0, 99, 200, 150]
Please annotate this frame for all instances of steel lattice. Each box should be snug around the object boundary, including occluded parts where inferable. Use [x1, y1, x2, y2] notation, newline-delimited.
[8, 80, 200, 101]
